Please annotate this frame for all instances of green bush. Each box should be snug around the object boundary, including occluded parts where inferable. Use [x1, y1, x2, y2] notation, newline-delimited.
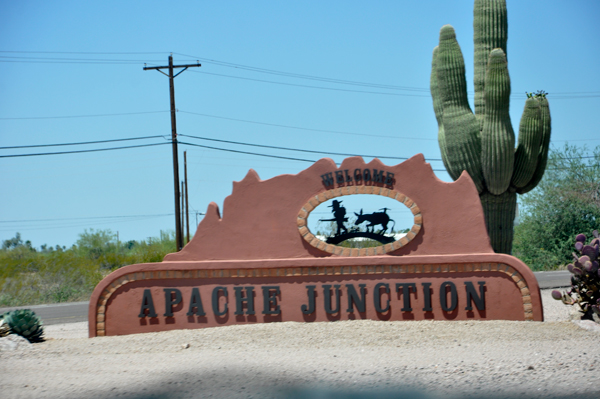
[513, 144, 599, 270]
[0, 230, 176, 307]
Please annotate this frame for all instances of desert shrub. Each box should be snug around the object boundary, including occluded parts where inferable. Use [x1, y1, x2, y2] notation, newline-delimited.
[0, 230, 176, 307]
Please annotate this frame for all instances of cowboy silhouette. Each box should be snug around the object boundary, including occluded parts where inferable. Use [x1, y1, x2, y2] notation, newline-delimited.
[319, 199, 348, 236]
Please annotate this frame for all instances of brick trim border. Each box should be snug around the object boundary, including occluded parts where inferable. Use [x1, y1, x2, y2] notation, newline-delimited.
[94, 261, 533, 336]
[297, 187, 422, 256]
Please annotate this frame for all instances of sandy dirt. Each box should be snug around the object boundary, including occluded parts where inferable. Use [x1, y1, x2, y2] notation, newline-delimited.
[1, 289, 599, 399]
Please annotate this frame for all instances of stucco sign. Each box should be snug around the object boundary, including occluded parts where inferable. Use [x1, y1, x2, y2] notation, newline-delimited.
[89, 155, 543, 337]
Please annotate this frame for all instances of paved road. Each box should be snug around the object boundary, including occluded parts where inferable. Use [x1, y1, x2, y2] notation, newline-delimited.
[533, 270, 571, 290]
[0, 271, 571, 326]
[0, 301, 88, 326]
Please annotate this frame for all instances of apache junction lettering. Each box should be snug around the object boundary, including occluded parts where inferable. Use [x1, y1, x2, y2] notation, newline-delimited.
[321, 168, 395, 188]
[138, 281, 486, 319]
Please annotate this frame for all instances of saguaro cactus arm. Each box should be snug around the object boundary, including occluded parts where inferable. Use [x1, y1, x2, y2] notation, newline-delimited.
[481, 48, 515, 195]
[430, 46, 454, 179]
[511, 97, 542, 189]
[473, 0, 508, 128]
[434, 25, 485, 194]
[516, 96, 552, 194]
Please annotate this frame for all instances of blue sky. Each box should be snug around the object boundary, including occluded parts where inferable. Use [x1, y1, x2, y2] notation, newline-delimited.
[1, 1, 599, 249]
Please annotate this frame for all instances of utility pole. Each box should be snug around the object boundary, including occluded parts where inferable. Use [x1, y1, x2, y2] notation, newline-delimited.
[184, 151, 190, 243]
[181, 181, 185, 243]
[144, 55, 200, 251]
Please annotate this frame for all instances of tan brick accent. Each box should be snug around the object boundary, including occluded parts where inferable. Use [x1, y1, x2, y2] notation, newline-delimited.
[298, 208, 308, 219]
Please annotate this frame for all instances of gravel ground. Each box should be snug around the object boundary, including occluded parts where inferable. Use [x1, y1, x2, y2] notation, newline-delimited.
[1, 289, 599, 399]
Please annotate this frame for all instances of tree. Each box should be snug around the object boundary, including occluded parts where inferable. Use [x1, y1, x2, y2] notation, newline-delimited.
[513, 144, 600, 270]
[75, 229, 117, 259]
[2, 232, 34, 251]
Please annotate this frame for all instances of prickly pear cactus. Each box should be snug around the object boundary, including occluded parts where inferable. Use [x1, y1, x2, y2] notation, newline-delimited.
[2, 309, 45, 343]
[430, 0, 551, 254]
[552, 231, 600, 322]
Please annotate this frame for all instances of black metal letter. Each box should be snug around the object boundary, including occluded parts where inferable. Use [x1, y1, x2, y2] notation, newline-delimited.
[321, 172, 334, 187]
[346, 284, 366, 313]
[395, 283, 417, 312]
[440, 281, 458, 312]
[301, 285, 316, 314]
[374, 283, 390, 312]
[335, 170, 345, 185]
[212, 286, 228, 316]
[344, 169, 353, 183]
[261, 286, 281, 315]
[234, 286, 255, 315]
[422, 283, 433, 312]
[323, 284, 341, 314]
[465, 281, 486, 311]
[354, 168, 362, 183]
[363, 169, 372, 182]
[186, 287, 206, 316]
[163, 288, 182, 317]
[372, 169, 385, 183]
[385, 172, 395, 186]
[138, 289, 158, 318]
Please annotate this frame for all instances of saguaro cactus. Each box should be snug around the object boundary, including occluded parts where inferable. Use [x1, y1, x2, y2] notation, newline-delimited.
[430, 0, 551, 254]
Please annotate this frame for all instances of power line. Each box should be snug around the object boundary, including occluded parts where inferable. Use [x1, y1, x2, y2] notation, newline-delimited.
[179, 133, 440, 162]
[0, 214, 174, 223]
[0, 51, 167, 55]
[178, 110, 437, 141]
[0, 110, 169, 120]
[174, 52, 429, 92]
[2, 132, 594, 164]
[179, 141, 316, 163]
[180, 141, 448, 170]
[0, 59, 153, 65]
[2, 52, 598, 99]
[0, 142, 169, 158]
[0, 135, 167, 150]
[0, 55, 164, 63]
[173, 53, 600, 99]
[189, 69, 431, 97]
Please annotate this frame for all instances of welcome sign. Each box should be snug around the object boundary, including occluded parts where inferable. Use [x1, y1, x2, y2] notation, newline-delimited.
[89, 156, 543, 337]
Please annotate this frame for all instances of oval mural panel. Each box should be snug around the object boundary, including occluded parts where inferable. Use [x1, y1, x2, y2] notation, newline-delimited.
[297, 187, 422, 256]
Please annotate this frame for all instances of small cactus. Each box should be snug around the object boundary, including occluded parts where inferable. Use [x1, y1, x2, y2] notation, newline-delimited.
[552, 230, 600, 322]
[1, 309, 45, 343]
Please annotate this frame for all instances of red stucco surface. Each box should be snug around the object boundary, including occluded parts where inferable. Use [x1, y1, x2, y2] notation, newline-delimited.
[88, 156, 543, 337]
[164, 155, 493, 261]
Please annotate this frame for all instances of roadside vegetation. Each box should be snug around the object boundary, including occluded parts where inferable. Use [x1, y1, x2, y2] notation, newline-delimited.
[513, 144, 599, 271]
[0, 229, 175, 307]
